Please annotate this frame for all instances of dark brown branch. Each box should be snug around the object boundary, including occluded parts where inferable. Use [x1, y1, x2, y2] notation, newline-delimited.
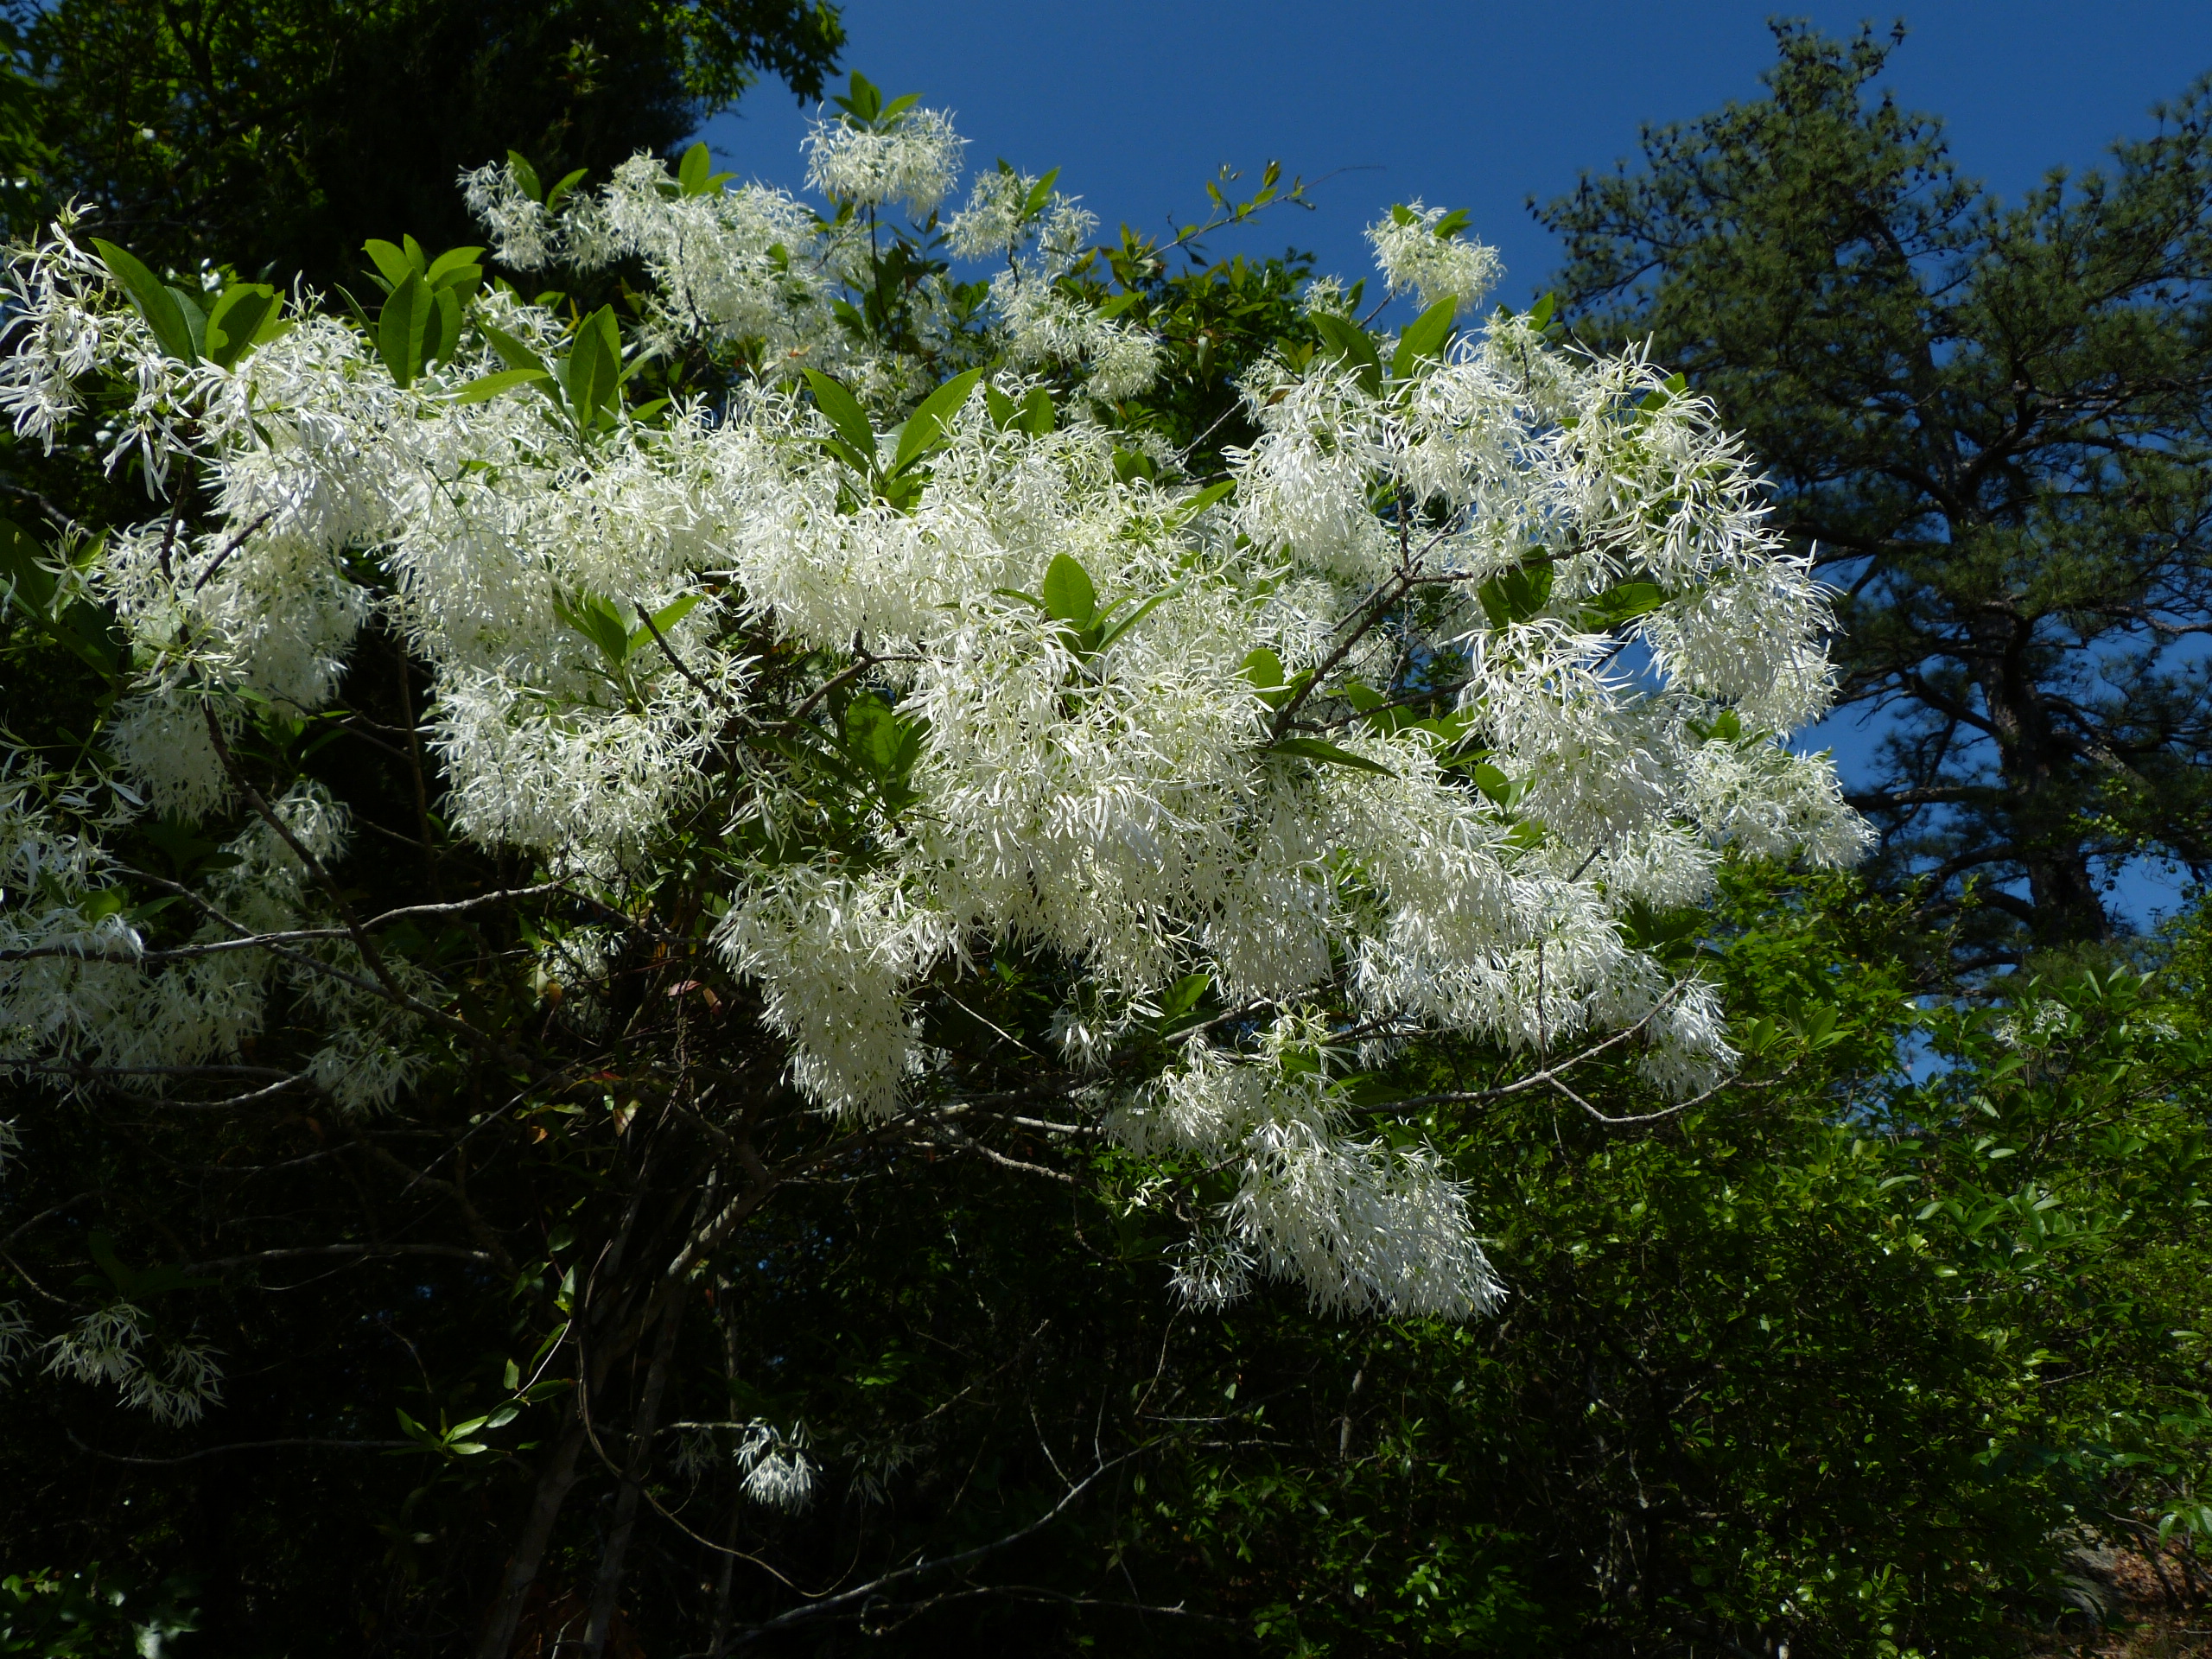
[632, 598, 727, 711]
[70, 1433, 416, 1465]
[189, 506, 276, 592]
[180, 1243, 495, 1274]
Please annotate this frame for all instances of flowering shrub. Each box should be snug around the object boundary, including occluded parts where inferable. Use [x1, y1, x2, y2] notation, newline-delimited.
[0, 81, 1863, 1649]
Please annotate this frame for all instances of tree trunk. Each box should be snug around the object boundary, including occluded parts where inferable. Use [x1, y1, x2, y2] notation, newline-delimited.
[582, 1294, 687, 1656]
[474, 1408, 590, 1659]
[1982, 614, 2112, 950]
[706, 1289, 746, 1656]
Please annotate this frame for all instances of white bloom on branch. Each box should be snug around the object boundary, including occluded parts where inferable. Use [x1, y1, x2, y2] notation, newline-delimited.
[459, 159, 556, 270]
[1366, 200, 1503, 315]
[41, 1301, 225, 1425]
[0, 126, 1867, 1339]
[0, 1300, 30, 1379]
[804, 107, 964, 217]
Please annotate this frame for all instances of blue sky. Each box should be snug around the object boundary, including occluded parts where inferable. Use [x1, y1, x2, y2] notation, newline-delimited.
[696, 2, 2212, 928]
[702, 1, 2212, 307]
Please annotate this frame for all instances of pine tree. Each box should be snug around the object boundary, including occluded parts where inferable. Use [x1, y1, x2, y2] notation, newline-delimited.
[1541, 23, 2212, 969]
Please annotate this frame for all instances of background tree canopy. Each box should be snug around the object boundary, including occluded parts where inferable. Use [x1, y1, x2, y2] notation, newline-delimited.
[0, 19, 2209, 1659]
[1542, 23, 2212, 973]
[1, 0, 844, 286]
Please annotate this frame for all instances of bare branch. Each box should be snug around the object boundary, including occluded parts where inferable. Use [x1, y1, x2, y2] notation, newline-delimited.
[70, 1433, 416, 1465]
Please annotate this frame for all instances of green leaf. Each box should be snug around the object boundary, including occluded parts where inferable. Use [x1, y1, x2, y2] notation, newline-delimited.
[1618, 899, 1704, 966]
[1019, 386, 1055, 435]
[505, 150, 544, 203]
[675, 141, 734, 197]
[1167, 479, 1234, 530]
[86, 1230, 213, 1297]
[1159, 972, 1211, 1028]
[840, 696, 928, 801]
[1470, 762, 1516, 807]
[1039, 554, 1097, 627]
[450, 366, 552, 405]
[1241, 647, 1286, 691]
[544, 168, 588, 213]
[424, 245, 485, 288]
[678, 140, 712, 195]
[1478, 560, 1554, 630]
[1432, 207, 1472, 239]
[1023, 167, 1062, 218]
[1528, 293, 1557, 331]
[892, 368, 983, 474]
[1580, 580, 1666, 631]
[480, 321, 548, 378]
[844, 696, 902, 773]
[1269, 736, 1394, 776]
[985, 385, 1017, 429]
[560, 306, 624, 425]
[802, 370, 877, 464]
[834, 71, 883, 124]
[1391, 295, 1459, 379]
[1094, 583, 1181, 652]
[92, 238, 198, 363]
[377, 270, 431, 389]
[0, 517, 58, 615]
[1112, 448, 1156, 485]
[424, 285, 461, 367]
[818, 437, 874, 476]
[204, 283, 281, 369]
[626, 592, 702, 655]
[1638, 371, 1689, 413]
[167, 285, 209, 359]
[87, 1230, 135, 1294]
[1691, 708, 1744, 745]
[361, 238, 416, 290]
[1311, 312, 1382, 396]
[554, 590, 635, 668]
[424, 255, 483, 301]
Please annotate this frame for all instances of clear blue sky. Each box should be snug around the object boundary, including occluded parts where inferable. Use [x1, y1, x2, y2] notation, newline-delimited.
[696, 2, 2212, 927]
[702, 1, 2212, 307]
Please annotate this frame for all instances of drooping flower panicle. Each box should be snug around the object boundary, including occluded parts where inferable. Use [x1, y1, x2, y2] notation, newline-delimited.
[0, 105, 1865, 1363]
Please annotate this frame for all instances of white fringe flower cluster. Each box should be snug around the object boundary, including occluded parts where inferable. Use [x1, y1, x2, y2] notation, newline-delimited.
[804, 106, 964, 217]
[0, 105, 1866, 1354]
[1366, 200, 1504, 315]
[40, 1301, 225, 1425]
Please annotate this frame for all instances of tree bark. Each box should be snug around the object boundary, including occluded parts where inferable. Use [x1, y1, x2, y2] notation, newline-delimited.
[705, 1289, 746, 1657]
[582, 1294, 688, 1656]
[1979, 609, 2112, 949]
[474, 1408, 589, 1659]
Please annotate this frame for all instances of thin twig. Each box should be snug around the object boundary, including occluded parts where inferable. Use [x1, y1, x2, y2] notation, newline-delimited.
[189, 507, 277, 592]
[775, 640, 923, 735]
[632, 598, 726, 708]
[199, 708, 533, 1071]
[1388, 977, 1697, 1109]
[739, 1446, 1154, 1634]
[179, 1243, 495, 1274]
[69, 1432, 416, 1465]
